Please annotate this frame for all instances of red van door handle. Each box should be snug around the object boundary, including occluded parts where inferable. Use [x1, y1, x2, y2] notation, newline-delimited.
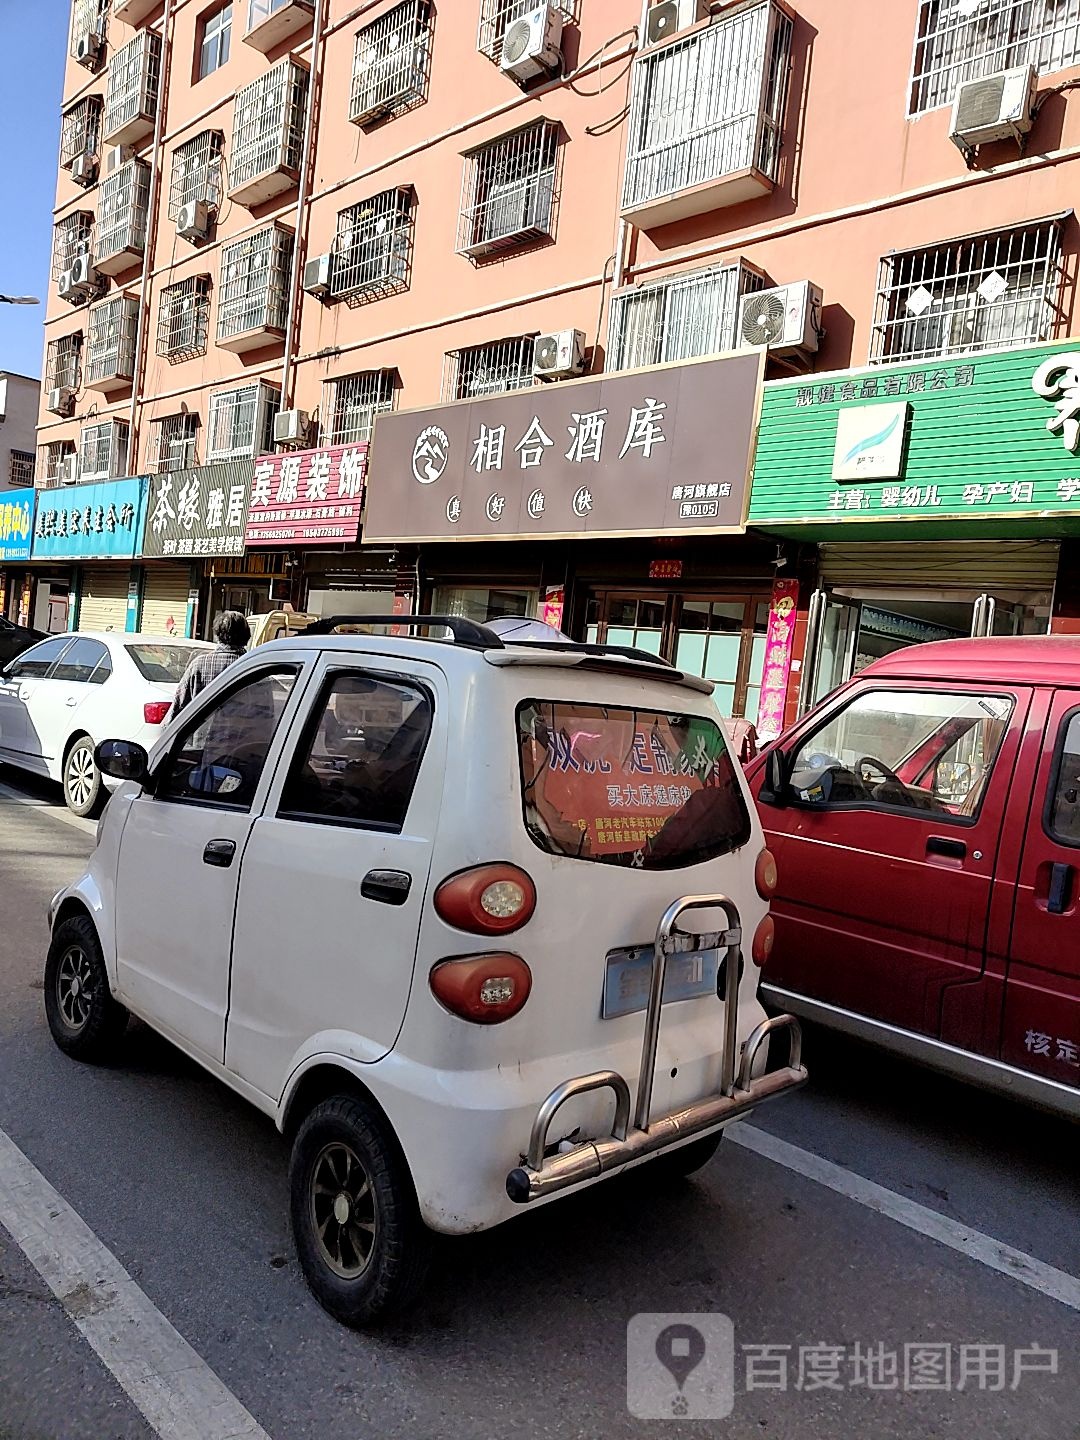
[1047, 861, 1074, 915]
[926, 835, 966, 860]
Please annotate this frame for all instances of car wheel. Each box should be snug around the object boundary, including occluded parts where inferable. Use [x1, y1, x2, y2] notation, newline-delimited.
[44, 914, 128, 1062]
[63, 736, 105, 818]
[289, 1094, 431, 1327]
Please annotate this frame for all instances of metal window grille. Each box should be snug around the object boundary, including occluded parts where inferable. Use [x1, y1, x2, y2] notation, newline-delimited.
[152, 414, 200, 472]
[458, 121, 560, 258]
[85, 295, 139, 385]
[169, 131, 225, 219]
[37, 441, 77, 487]
[206, 382, 280, 459]
[230, 59, 308, 193]
[8, 451, 34, 488]
[52, 213, 95, 282]
[444, 337, 535, 400]
[103, 31, 162, 142]
[910, 0, 1080, 114]
[622, 1, 792, 214]
[477, 0, 576, 63]
[79, 419, 129, 481]
[870, 217, 1064, 364]
[350, 0, 433, 126]
[45, 334, 83, 391]
[331, 188, 414, 304]
[70, 0, 107, 54]
[157, 276, 212, 359]
[60, 97, 103, 170]
[320, 370, 396, 444]
[97, 160, 151, 267]
[607, 261, 766, 372]
[217, 226, 293, 341]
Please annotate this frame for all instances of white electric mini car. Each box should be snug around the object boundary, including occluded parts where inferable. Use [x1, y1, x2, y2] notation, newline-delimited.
[45, 617, 806, 1326]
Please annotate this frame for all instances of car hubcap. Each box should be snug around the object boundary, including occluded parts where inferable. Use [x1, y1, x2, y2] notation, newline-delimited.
[66, 747, 95, 808]
[57, 946, 94, 1031]
[309, 1142, 376, 1279]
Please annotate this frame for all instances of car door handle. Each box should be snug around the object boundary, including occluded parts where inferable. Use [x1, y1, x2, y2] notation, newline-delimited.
[1048, 861, 1074, 915]
[203, 838, 237, 868]
[926, 835, 966, 860]
[361, 869, 411, 905]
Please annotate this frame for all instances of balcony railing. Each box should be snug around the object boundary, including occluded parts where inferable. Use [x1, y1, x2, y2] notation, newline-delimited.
[330, 187, 413, 304]
[96, 159, 150, 274]
[216, 225, 293, 351]
[103, 30, 162, 147]
[84, 295, 139, 392]
[608, 261, 766, 372]
[350, 0, 433, 127]
[230, 58, 308, 206]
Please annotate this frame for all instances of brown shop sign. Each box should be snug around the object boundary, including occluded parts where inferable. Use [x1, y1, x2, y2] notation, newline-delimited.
[362, 351, 764, 543]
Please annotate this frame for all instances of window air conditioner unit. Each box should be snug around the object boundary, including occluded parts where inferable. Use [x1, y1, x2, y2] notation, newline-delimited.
[738, 280, 822, 357]
[176, 199, 212, 242]
[302, 253, 333, 298]
[273, 408, 311, 447]
[75, 31, 103, 69]
[71, 153, 98, 187]
[532, 327, 586, 380]
[47, 386, 76, 417]
[950, 63, 1037, 153]
[59, 455, 80, 485]
[645, 0, 709, 47]
[500, 2, 563, 81]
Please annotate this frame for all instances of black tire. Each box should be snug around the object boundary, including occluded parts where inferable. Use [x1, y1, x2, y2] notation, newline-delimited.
[44, 914, 128, 1062]
[645, 1131, 724, 1183]
[62, 736, 105, 818]
[289, 1094, 431, 1327]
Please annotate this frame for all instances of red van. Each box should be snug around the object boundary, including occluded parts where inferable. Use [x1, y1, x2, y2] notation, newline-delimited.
[748, 635, 1080, 1119]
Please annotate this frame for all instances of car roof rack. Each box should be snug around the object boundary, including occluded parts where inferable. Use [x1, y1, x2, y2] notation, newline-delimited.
[518, 640, 678, 671]
[304, 614, 505, 650]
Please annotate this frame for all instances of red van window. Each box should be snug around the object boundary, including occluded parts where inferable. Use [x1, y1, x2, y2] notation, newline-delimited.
[516, 700, 751, 869]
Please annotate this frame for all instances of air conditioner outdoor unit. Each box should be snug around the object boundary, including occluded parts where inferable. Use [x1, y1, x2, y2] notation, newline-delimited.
[950, 63, 1037, 153]
[500, 2, 563, 81]
[47, 387, 75, 417]
[74, 31, 103, 68]
[645, 0, 709, 47]
[302, 253, 333, 298]
[532, 328, 586, 380]
[176, 199, 212, 242]
[59, 255, 100, 304]
[59, 455, 80, 485]
[738, 280, 822, 356]
[104, 145, 130, 176]
[273, 409, 311, 447]
[71, 153, 98, 187]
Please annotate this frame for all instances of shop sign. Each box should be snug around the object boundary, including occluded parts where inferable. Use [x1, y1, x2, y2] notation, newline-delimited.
[364, 352, 763, 543]
[755, 577, 799, 743]
[245, 444, 367, 548]
[142, 461, 253, 559]
[648, 559, 684, 580]
[0, 487, 35, 562]
[31, 477, 146, 561]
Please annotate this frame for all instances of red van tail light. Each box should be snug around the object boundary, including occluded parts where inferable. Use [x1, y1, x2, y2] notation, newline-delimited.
[434, 863, 536, 935]
[755, 848, 778, 899]
[429, 954, 532, 1024]
[751, 915, 775, 968]
[143, 701, 171, 725]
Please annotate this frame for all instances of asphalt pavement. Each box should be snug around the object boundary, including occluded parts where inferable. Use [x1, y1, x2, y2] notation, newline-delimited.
[0, 769, 1077, 1440]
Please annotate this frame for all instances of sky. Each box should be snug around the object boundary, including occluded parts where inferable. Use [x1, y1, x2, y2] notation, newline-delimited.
[0, 2, 68, 380]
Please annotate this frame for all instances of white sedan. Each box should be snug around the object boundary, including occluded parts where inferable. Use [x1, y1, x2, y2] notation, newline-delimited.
[0, 631, 212, 816]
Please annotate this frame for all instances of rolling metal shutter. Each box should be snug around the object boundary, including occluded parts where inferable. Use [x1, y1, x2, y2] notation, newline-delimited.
[139, 566, 191, 637]
[818, 540, 1060, 594]
[77, 567, 128, 634]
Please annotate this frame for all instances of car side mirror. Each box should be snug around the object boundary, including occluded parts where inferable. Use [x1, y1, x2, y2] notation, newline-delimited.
[758, 747, 790, 807]
[96, 739, 150, 789]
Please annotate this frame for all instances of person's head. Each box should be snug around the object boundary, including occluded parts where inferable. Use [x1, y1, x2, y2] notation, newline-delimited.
[214, 610, 251, 650]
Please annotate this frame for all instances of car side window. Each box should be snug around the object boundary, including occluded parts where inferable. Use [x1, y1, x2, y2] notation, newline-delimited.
[51, 638, 110, 683]
[278, 672, 433, 831]
[788, 688, 1014, 820]
[156, 666, 298, 811]
[6, 636, 73, 679]
[1047, 711, 1080, 846]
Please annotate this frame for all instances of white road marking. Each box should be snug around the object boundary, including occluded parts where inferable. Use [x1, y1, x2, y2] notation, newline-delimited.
[0, 779, 95, 836]
[0, 1125, 273, 1440]
[729, 1121, 1080, 1313]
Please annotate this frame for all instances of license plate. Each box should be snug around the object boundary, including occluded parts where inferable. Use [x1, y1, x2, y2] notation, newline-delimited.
[601, 945, 719, 1019]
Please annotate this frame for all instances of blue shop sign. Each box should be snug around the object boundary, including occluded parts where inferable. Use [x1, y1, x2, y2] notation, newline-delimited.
[31, 478, 147, 561]
[0, 487, 36, 562]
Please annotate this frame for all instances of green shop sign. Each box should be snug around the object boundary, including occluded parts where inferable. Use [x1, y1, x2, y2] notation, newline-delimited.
[748, 341, 1080, 537]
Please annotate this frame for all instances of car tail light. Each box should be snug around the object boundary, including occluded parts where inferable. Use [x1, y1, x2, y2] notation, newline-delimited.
[429, 953, 532, 1024]
[751, 915, 775, 968]
[143, 700, 171, 725]
[755, 848, 778, 899]
[434, 863, 536, 935]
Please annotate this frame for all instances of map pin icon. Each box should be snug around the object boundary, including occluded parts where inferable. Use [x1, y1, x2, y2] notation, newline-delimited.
[655, 1323, 707, 1392]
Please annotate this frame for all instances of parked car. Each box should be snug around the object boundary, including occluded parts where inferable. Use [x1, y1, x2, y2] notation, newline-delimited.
[0, 632, 212, 816]
[44, 615, 806, 1326]
[0, 615, 46, 667]
[246, 610, 319, 649]
[748, 635, 1080, 1120]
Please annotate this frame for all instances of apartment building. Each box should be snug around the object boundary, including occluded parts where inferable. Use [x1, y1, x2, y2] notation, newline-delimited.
[28, 0, 1080, 728]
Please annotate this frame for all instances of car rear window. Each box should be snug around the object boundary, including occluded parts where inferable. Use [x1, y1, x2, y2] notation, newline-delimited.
[517, 700, 752, 870]
[126, 643, 202, 683]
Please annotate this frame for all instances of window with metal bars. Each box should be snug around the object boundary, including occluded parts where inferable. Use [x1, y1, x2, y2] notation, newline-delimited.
[79, 420, 129, 482]
[60, 97, 103, 170]
[477, 0, 576, 62]
[85, 296, 139, 385]
[870, 218, 1064, 364]
[70, 0, 107, 54]
[910, 0, 1080, 114]
[157, 277, 212, 360]
[8, 452, 34, 488]
[444, 337, 535, 401]
[169, 132, 225, 219]
[52, 213, 95, 283]
[152, 414, 200, 472]
[607, 262, 766, 372]
[103, 31, 162, 142]
[350, 0, 433, 126]
[216, 226, 293, 342]
[622, 1, 792, 215]
[37, 441, 77, 487]
[46, 334, 83, 392]
[459, 121, 560, 259]
[97, 161, 151, 267]
[331, 188, 414, 304]
[230, 59, 308, 193]
[320, 371, 397, 445]
[206, 382, 280, 459]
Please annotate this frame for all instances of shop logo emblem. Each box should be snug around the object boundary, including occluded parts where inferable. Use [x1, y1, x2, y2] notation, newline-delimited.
[412, 425, 450, 484]
[1032, 353, 1080, 452]
[573, 485, 593, 517]
[831, 402, 909, 482]
[446, 495, 462, 524]
[527, 488, 546, 519]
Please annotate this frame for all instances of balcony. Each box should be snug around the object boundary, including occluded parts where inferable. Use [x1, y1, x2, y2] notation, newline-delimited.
[95, 159, 150, 274]
[229, 58, 308, 206]
[621, 0, 793, 230]
[216, 224, 292, 353]
[112, 0, 160, 23]
[244, 0, 314, 54]
[103, 30, 162, 147]
[84, 294, 139, 393]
